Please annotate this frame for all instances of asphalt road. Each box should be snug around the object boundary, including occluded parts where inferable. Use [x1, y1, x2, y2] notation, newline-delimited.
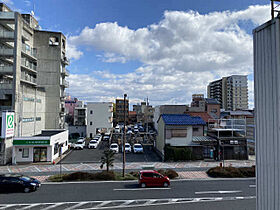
[61, 141, 161, 164]
[0, 179, 256, 209]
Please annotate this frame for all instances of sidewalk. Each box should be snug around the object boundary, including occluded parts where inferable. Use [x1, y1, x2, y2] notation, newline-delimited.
[0, 160, 255, 174]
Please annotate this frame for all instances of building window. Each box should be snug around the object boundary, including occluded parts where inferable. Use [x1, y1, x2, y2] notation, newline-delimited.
[171, 129, 187, 137]
[36, 117, 41, 121]
[49, 36, 59, 46]
[22, 148, 29, 158]
[193, 127, 199, 132]
[90, 121, 92, 125]
[90, 110, 93, 114]
[90, 133, 92, 138]
[54, 143, 59, 155]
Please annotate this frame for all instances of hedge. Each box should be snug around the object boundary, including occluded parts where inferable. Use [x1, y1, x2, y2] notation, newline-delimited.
[164, 146, 194, 161]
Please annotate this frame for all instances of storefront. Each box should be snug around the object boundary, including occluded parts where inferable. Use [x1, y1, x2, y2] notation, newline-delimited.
[12, 129, 68, 164]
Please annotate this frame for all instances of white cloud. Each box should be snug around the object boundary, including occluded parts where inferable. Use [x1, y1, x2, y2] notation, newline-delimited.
[67, 5, 270, 108]
[66, 43, 83, 60]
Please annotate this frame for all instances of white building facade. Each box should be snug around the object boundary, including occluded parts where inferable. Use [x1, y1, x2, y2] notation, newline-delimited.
[12, 129, 68, 164]
[86, 102, 113, 138]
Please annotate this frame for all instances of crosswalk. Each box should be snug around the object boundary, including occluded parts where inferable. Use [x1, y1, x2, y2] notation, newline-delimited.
[0, 196, 256, 210]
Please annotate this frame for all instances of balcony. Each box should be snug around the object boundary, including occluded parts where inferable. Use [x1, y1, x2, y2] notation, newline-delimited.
[0, 82, 12, 89]
[61, 57, 69, 65]
[61, 68, 69, 76]
[60, 80, 69, 88]
[0, 30, 14, 41]
[21, 44, 37, 60]
[0, 106, 12, 111]
[0, 66, 13, 74]
[21, 59, 37, 73]
[0, 12, 15, 20]
[0, 48, 13, 57]
[20, 74, 37, 86]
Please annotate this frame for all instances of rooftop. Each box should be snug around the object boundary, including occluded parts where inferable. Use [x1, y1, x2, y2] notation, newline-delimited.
[35, 130, 66, 137]
[187, 112, 213, 123]
[161, 114, 206, 125]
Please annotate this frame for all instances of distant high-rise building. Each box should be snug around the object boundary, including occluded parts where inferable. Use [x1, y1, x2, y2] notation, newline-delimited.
[115, 98, 129, 125]
[207, 75, 248, 111]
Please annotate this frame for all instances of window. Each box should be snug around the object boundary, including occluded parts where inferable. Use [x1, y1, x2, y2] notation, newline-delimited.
[54, 143, 59, 155]
[49, 36, 59, 46]
[90, 133, 92, 138]
[90, 121, 92, 125]
[171, 129, 187, 137]
[142, 173, 153, 177]
[22, 148, 29, 158]
[193, 127, 199, 132]
[90, 110, 93, 114]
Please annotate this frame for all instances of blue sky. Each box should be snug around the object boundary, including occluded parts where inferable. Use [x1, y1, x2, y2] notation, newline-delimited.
[4, 0, 271, 107]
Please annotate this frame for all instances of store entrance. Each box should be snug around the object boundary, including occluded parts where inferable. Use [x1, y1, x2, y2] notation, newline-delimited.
[33, 147, 47, 162]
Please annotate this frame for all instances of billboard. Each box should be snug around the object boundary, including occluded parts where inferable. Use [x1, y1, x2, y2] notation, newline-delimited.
[1, 111, 14, 138]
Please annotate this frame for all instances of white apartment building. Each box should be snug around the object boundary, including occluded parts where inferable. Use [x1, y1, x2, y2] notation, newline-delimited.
[86, 102, 113, 138]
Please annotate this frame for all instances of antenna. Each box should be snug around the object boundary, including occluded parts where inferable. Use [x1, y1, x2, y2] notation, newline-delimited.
[271, 0, 280, 19]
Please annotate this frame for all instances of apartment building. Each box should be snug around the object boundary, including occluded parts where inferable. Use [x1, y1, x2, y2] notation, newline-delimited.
[0, 3, 69, 136]
[115, 98, 129, 125]
[207, 75, 248, 111]
[73, 101, 86, 126]
[133, 100, 154, 128]
[87, 102, 113, 137]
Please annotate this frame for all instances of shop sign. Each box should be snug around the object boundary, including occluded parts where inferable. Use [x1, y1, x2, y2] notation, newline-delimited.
[13, 139, 50, 145]
[1, 112, 14, 138]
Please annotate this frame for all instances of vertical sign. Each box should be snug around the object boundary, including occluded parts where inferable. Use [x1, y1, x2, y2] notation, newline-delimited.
[1, 112, 14, 138]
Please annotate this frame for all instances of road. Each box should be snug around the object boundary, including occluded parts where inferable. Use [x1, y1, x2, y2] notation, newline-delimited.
[0, 179, 256, 209]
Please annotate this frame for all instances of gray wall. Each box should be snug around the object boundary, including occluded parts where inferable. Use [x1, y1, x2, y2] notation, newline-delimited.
[253, 18, 280, 210]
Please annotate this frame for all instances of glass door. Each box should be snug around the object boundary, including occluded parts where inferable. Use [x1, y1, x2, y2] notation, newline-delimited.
[33, 147, 47, 162]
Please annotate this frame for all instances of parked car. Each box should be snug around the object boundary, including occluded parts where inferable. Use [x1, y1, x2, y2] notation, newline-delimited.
[133, 143, 144, 153]
[124, 143, 132, 153]
[74, 139, 85, 149]
[110, 143, 119, 153]
[138, 170, 170, 188]
[127, 130, 133, 134]
[103, 135, 110, 141]
[88, 140, 98, 149]
[0, 174, 41, 193]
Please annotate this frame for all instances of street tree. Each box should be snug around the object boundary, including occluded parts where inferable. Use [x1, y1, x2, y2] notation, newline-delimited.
[100, 150, 115, 172]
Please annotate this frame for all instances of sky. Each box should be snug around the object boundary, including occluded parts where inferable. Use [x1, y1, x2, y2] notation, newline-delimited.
[3, 0, 271, 108]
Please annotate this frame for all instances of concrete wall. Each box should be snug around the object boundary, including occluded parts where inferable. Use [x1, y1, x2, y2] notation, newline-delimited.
[253, 18, 280, 210]
[165, 125, 192, 146]
[50, 130, 68, 161]
[68, 125, 86, 137]
[87, 102, 113, 137]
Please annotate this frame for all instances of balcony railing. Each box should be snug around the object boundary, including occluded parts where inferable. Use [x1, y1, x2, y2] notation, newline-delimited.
[0, 82, 12, 89]
[22, 43, 37, 59]
[0, 12, 15, 20]
[0, 48, 13, 57]
[61, 57, 69, 65]
[21, 59, 37, 72]
[61, 68, 69, 76]
[0, 66, 13, 74]
[0, 30, 14, 40]
[60, 80, 69, 87]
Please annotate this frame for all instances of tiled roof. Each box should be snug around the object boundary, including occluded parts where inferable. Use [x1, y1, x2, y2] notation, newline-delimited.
[192, 136, 217, 142]
[161, 114, 206, 125]
[187, 112, 213, 123]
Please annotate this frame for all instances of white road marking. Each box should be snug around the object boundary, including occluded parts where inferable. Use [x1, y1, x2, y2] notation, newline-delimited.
[95, 201, 111, 208]
[249, 185, 256, 188]
[20, 203, 41, 210]
[144, 199, 157, 205]
[195, 190, 242, 195]
[67, 202, 88, 210]
[43, 203, 65, 210]
[113, 188, 171, 191]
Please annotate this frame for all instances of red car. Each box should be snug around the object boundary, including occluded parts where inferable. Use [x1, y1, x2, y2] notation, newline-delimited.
[138, 170, 170, 188]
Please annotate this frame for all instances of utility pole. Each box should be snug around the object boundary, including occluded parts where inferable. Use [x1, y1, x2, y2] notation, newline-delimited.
[122, 94, 127, 177]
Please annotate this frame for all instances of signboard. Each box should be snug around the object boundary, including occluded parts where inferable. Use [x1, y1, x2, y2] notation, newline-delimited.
[1, 112, 14, 138]
[13, 139, 50, 145]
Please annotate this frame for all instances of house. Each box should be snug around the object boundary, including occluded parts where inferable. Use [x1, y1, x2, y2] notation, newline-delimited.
[155, 114, 206, 161]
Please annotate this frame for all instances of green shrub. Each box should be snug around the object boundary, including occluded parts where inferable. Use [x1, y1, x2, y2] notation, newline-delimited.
[207, 166, 255, 178]
[63, 172, 93, 181]
[92, 171, 115, 180]
[164, 146, 193, 161]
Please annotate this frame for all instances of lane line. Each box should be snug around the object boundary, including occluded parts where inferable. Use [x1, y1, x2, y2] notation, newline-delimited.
[43, 203, 65, 210]
[144, 199, 157, 205]
[21, 203, 41, 210]
[195, 190, 242, 195]
[95, 201, 111, 208]
[249, 185, 256, 188]
[67, 202, 88, 210]
[113, 188, 171, 191]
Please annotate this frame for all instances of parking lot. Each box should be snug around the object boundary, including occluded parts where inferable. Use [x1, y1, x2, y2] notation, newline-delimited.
[61, 138, 161, 164]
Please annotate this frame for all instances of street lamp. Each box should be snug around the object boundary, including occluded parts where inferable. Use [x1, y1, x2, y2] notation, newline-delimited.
[122, 94, 127, 177]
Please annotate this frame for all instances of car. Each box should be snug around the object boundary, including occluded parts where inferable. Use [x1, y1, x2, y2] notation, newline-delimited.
[138, 170, 170, 188]
[127, 130, 133, 134]
[74, 139, 85, 149]
[124, 143, 132, 153]
[110, 143, 119, 153]
[133, 143, 144, 153]
[0, 174, 41, 193]
[103, 135, 110, 141]
[134, 128, 139, 133]
[88, 140, 98, 149]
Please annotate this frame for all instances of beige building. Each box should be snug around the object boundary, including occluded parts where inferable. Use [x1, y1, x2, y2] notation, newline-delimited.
[0, 3, 69, 137]
[207, 75, 248, 111]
